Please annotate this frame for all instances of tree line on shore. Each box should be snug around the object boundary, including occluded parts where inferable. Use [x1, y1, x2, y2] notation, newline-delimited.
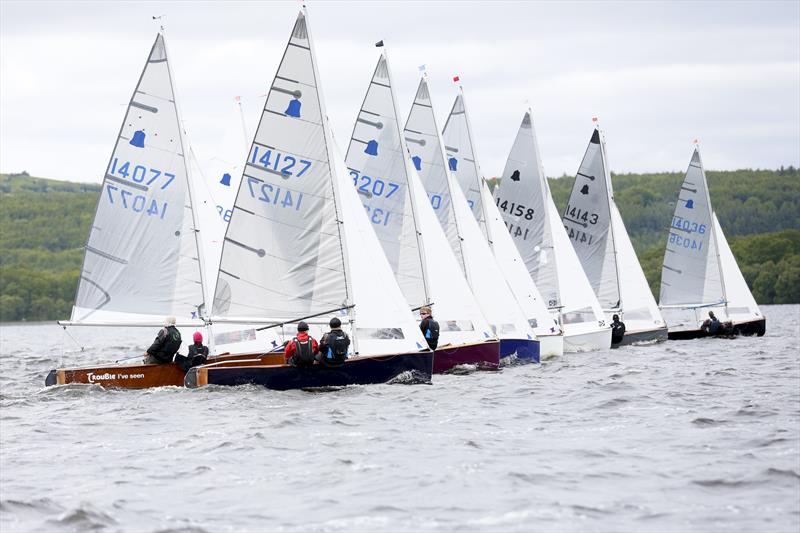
[1, 167, 798, 322]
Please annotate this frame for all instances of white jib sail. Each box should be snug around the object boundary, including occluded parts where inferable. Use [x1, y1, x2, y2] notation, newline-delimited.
[713, 213, 762, 323]
[610, 202, 665, 331]
[442, 92, 488, 236]
[70, 33, 205, 326]
[347, 58, 493, 346]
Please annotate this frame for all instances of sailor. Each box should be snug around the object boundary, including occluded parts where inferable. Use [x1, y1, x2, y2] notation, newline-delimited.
[175, 331, 210, 372]
[419, 306, 440, 350]
[703, 311, 722, 335]
[317, 317, 351, 367]
[144, 316, 182, 364]
[284, 321, 318, 367]
[611, 314, 626, 344]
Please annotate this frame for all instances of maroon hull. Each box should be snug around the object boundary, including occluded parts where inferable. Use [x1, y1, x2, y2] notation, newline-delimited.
[433, 341, 500, 374]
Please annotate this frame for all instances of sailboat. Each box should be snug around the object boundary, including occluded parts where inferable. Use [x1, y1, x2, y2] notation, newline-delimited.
[492, 110, 611, 352]
[184, 10, 433, 389]
[45, 32, 285, 389]
[405, 79, 556, 359]
[445, 92, 572, 359]
[562, 127, 668, 346]
[344, 54, 502, 372]
[659, 146, 766, 339]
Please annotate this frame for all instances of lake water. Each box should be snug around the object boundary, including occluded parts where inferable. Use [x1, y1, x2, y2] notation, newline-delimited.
[1, 305, 798, 532]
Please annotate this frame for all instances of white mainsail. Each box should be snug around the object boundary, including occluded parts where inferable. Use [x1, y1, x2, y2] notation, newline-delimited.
[210, 11, 425, 356]
[563, 128, 665, 332]
[408, 79, 547, 343]
[493, 110, 610, 351]
[70, 33, 206, 326]
[442, 94, 488, 236]
[659, 148, 762, 331]
[442, 90, 534, 339]
[345, 55, 493, 347]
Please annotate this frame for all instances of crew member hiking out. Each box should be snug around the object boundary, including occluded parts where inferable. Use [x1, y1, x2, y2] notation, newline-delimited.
[284, 321, 318, 367]
[419, 306, 439, 350]
[611, 314, 626, 345]
[318, 317, 350, 368]
[144, 316, 182, 364]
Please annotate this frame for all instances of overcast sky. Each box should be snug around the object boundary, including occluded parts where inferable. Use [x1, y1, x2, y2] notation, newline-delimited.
[1, 0, 798, 185]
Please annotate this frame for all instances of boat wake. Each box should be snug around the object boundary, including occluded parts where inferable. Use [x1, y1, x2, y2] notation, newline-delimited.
[387, 370, 431, 385]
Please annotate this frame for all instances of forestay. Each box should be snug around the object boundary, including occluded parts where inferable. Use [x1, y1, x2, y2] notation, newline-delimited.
[212, 12, 348, 323]
[348, 59, 492, 346]
[442, 93, 487, 236]
[71, 33, 205, 326]
[562, 130, 619, 309]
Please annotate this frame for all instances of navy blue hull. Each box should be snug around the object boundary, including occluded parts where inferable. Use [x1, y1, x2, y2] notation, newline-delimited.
[185, 352, 433, 391]
[499, 338, 540, 364]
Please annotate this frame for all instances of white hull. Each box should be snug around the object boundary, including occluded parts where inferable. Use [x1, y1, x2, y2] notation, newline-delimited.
[537, 334, 564, 357]
[563, 326, 611, 352]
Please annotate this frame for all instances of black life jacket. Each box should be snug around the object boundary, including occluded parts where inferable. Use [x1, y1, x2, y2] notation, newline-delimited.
[422, 318, 440, 350]
[611, 321, 625, 344]
[151, 326, 182, 363]
[322, 330, 349, 367]
[292, 337, 315, 367]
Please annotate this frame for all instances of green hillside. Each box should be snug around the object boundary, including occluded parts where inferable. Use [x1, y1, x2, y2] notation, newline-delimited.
[1, 168, 798, 321]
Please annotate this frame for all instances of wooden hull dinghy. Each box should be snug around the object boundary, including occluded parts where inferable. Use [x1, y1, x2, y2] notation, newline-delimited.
[185, 351, 433, 390]
[44, 352, 285, 389]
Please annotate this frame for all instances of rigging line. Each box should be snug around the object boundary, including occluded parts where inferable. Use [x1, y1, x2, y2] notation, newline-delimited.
[61, 325, 86, 353]
[255, 304, 356, 331]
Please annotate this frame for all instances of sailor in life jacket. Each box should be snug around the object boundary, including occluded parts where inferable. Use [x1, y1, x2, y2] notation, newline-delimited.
[284, 321, 319, 367]
[174, 331, 210, 372]
[610, 314, 626, 344]
[419, 306, 440, 350]
[317, 317, 351, 367]
[144, 316, 182, 364]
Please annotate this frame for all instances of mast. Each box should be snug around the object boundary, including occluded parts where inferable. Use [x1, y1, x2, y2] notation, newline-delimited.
[161, 28, 208, 321]
[383, 48, 431, 304]
[696, 145, 728, 311]
[457, 86, 494, 247]
[598, 126, 623, 314]
[422, 74, 467, 274]
[303, 6, 356, 336]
